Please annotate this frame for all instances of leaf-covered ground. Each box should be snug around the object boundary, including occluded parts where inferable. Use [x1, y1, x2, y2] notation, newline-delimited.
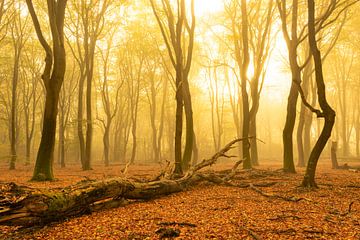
[1, 161, 360, 239]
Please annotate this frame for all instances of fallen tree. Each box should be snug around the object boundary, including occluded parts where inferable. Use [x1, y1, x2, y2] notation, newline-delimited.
[0, 138, 247, 227]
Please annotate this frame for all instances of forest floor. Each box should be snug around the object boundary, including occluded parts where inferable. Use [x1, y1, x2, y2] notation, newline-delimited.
[0, 160, 360, 239]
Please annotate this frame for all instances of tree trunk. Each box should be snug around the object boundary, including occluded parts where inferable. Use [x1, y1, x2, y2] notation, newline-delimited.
[297, 101, 306, 167]
[78, 73, 86, 169]
[174, 69, 183, 175]
[356, 129, 359, 157]
[249, 117, 259, 166]
[282, 63, 300, 173]
[304, 76, 316, 161]
[192, 132, 199, 166]
[302, 0, 336, 188]
[240, 0, 251, 169]
[10, 52, 19, 170]
[104, 124, 110, 167]
[84, 58, 93, 171]
[26, 0, 67, 181]
[32, 92, 60, 181]
[331, 141, 338, 169]
[58, 110, 65, 168]
[181, 80, 194, 171]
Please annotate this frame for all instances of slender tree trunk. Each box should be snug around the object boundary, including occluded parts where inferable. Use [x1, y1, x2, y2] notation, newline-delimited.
[24, 109, 30, 165]
[181, 80, 194, 171]
[297, 104, 306, 167]
[331, 141, 338, 169]
[249, 117, 259, 166]
[10, 49, 20, 170]
[174, 66, 183, 174]
[240, 0, 251, 169]
[356, 111, 360, 156]
[157, 77, 167, 162]
[304, 76, 316, 161]
[282, 56, 300, 173]
[249, 81, 260, 166]
[302, 0, 336, 187]
[84, 45, 95, 170]
[78, 73, 86, 169]
[104, 124, 110, 167]
[149, 74, 159, 162]
[58, 110, 65, 168]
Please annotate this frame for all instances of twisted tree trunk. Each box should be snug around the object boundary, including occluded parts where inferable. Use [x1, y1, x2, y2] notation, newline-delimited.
[301, 0, 336, 188]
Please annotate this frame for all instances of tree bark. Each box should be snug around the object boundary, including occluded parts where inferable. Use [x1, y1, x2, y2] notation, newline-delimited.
[10, 45, 20, 170]
[331, 141, 338, 169]
[77, 72, 86, 169]
[302, 0, 336, 188]
[282, 62, 300, 173]
[26, 0, 67, 181]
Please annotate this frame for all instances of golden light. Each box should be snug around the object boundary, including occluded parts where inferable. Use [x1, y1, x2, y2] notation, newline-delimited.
[195, 0, 224, 17]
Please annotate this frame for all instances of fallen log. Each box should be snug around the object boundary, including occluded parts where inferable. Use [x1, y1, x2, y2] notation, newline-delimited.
[0, 138, 246, 227]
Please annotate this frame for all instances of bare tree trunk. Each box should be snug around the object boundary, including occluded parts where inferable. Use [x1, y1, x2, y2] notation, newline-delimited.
[84, 38, 95, 170]
[77, 72, 86, 169]
[58, 110, 65, 168]
[150, 0, 195, 174]
[304, 76, 316, 161]
[331, 141, 338, 169]
[10, 46, 20, 170]
[181, 80, 194, 171]
[26, 0, 67, 181]
[157, 76, 167, 162]
[297, 68, 311, 167]
[302, 0, 336, 187]
[249, 117, 259, 166]
[103, 126, 110, 167]
[282, 65, 300, 173]
[9, 9, 25, 170]
[240, 0, 251, 169]
[174, 67, 184, 174]
[297, 103, 306, 167]
[356, 110, 360, 157]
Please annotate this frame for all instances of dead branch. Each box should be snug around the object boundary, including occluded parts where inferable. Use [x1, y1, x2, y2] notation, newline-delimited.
[294, 80, 324, 118]
[249, 184, 309, 202]
[158, 221, 196, 228]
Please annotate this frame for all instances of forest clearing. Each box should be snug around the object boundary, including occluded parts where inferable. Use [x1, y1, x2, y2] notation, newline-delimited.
[1, 160, 360, 239]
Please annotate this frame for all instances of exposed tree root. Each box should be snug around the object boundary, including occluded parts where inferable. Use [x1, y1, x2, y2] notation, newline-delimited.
[249, 184, 311, 202]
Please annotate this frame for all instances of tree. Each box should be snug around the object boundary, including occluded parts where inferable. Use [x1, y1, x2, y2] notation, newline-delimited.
[9, 1, 28, 170]
[150, 0, 196, 174]
[302, 0, 336, 187]
[58, 59, 77, 168]
[22, 43, 43, 166]
[26, 0, 67, 181]
[277, 0, 305, 173]
[277, 0, 347, 172]
[66, 0, 115, 170]
[248, 0, 274, 166]
[297, 13, 346, 167]
[226, 0, 252, 169]
[145, 57, 168, 163]
[207, 65, 225, 153]
[97, 29, 122, 167]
